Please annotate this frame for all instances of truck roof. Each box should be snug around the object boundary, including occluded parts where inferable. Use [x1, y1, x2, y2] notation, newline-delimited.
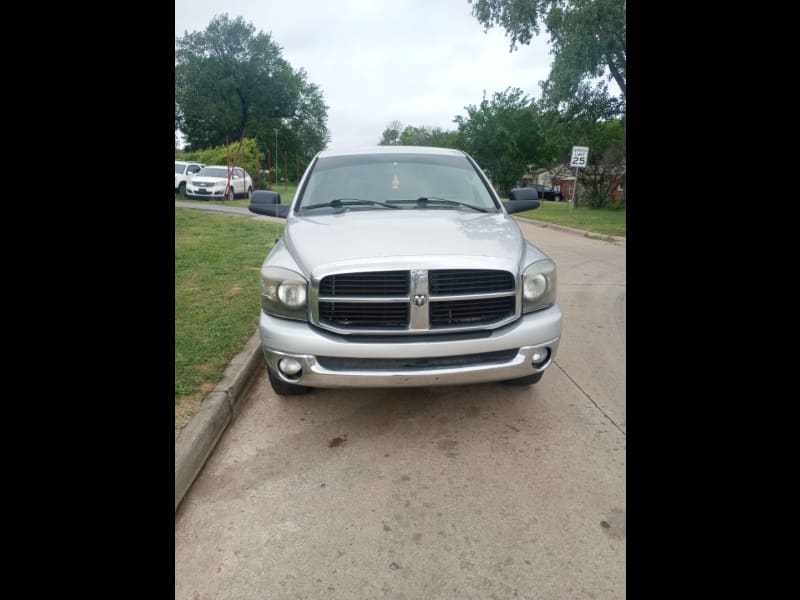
[317, 146, 466, 159]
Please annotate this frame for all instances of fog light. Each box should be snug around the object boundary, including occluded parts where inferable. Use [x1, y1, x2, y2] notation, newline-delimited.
[532, 348, 550, 367]
[278, 358, 303, 376]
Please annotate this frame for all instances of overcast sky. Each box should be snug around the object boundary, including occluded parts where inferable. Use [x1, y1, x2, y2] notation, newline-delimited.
[175, 0, 554, 150]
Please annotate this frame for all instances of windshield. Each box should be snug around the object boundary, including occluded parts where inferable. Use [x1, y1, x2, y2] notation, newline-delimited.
[195, 167, 230, 179]
[296, 153, 499, 213]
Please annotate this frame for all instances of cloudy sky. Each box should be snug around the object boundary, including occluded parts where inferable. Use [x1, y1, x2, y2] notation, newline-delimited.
[175, 0, 554, 150]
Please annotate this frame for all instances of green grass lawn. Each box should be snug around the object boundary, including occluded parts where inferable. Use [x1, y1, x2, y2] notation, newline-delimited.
[175, 208, 284, 408]
[176, 182, 298, 209]
[514, 200, 626, 237]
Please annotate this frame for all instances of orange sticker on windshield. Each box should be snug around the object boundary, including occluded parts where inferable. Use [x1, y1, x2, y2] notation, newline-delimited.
[392, 174, 400, 190]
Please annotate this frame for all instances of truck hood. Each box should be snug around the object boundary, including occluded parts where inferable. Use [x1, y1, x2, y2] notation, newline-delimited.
[284, 209, 535, 276]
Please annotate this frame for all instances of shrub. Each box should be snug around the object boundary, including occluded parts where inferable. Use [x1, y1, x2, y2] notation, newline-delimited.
[177, 138, 274, 190]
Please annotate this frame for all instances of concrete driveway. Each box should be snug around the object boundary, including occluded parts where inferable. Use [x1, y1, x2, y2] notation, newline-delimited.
[175, 221, 626, 599]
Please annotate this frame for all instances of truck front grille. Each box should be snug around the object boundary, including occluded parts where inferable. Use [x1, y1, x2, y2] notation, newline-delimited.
[319, 271, 409, 296]
[429, 269, 514, 294]
[318, 301, 409, 328]
[430, 296, 515, 327]
[316, 269, 517, 333]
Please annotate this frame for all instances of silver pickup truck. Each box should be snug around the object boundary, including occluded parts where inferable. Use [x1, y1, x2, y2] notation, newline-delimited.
[248, 146, 562, 395]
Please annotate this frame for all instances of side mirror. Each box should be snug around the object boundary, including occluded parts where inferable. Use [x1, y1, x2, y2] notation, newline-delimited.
[503, 187, 540, 213]
[502, 199, 540, 214]
[508, 187, 539, 202]
[249, 190, 288, 218]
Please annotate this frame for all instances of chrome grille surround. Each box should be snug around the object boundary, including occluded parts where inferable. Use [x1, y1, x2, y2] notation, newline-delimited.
[311, 263, 519, 335]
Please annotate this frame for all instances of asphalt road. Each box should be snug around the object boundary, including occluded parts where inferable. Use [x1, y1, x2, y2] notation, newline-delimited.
[175, 220, 626, 600]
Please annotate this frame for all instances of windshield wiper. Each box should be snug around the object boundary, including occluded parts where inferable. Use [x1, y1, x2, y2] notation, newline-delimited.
[301, 198, 399, 211]
[414, 196, 488, 213]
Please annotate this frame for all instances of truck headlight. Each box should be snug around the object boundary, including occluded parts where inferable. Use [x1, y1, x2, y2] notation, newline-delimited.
[261, 266, 308, 320]
[277, 280, 307, 308]
[522, 259, 557, 313]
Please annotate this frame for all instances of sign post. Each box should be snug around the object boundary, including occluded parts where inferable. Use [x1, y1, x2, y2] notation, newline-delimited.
[569, 146, 589, 213]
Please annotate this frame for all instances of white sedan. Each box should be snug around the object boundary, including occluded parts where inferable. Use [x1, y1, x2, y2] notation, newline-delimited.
[186, 165, 254, 200]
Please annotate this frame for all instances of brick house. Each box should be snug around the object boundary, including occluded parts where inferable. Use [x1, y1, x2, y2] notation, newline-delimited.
[610, 173, 625, 202]
[523, 165, 577, 200]
[522, 164, 625, 204]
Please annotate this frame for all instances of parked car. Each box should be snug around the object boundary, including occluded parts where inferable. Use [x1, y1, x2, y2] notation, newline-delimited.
[247, 146, 563, 395]
[185, 165, 253, 200]
[526, 183, 563, 202]
[175, 161, 205, 195]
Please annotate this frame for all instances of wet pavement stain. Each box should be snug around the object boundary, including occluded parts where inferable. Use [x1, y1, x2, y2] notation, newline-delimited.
[601, 508, 626, 540]
[328, 435, 347, 448]
[465, 405, 481, 418]
[436, 439, 459, 458]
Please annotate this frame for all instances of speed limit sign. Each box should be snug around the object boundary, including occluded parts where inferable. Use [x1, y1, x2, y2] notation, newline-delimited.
[570, 146, 589, 168]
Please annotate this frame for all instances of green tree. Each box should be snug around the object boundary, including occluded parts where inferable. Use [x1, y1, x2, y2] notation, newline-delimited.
[469, 0, 625, 110]
[379, 121, 403, 145]
[379, 122, 462, 149]
[540, 91, 625, 208]
[280, 69, 331, 167]
[398, 125, 429, 145]
[175, 14, 329, 157]
[455, 88, 551, 196]
[574, 119, 625, 208]
[398, 125, 461, 148]
[427, 128, 462, 149]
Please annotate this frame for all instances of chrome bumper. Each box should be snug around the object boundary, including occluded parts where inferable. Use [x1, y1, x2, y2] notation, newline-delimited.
[259, 305, 562, 388]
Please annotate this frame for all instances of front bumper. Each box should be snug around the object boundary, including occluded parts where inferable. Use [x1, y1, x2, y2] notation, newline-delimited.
[259, 305, 562, 388]
[186, 188, 227, 199]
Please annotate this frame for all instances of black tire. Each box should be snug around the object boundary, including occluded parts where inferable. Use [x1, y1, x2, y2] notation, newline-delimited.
[502, 372, 544, 386]
[178, 181, 186, 196]
[554, 194, 562, 202]
[268, 368, 312, 396]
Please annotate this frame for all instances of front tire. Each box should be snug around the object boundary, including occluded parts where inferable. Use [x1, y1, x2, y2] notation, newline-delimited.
[178, 182, 186, 196]
[268, 368, 312, 396]
[502, 372, 543, 386]
[554, 194, 562, 202]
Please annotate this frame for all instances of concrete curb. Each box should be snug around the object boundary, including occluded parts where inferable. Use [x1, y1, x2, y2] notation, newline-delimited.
[175, 330, 264, 512]
[514, 216, 626, 247]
